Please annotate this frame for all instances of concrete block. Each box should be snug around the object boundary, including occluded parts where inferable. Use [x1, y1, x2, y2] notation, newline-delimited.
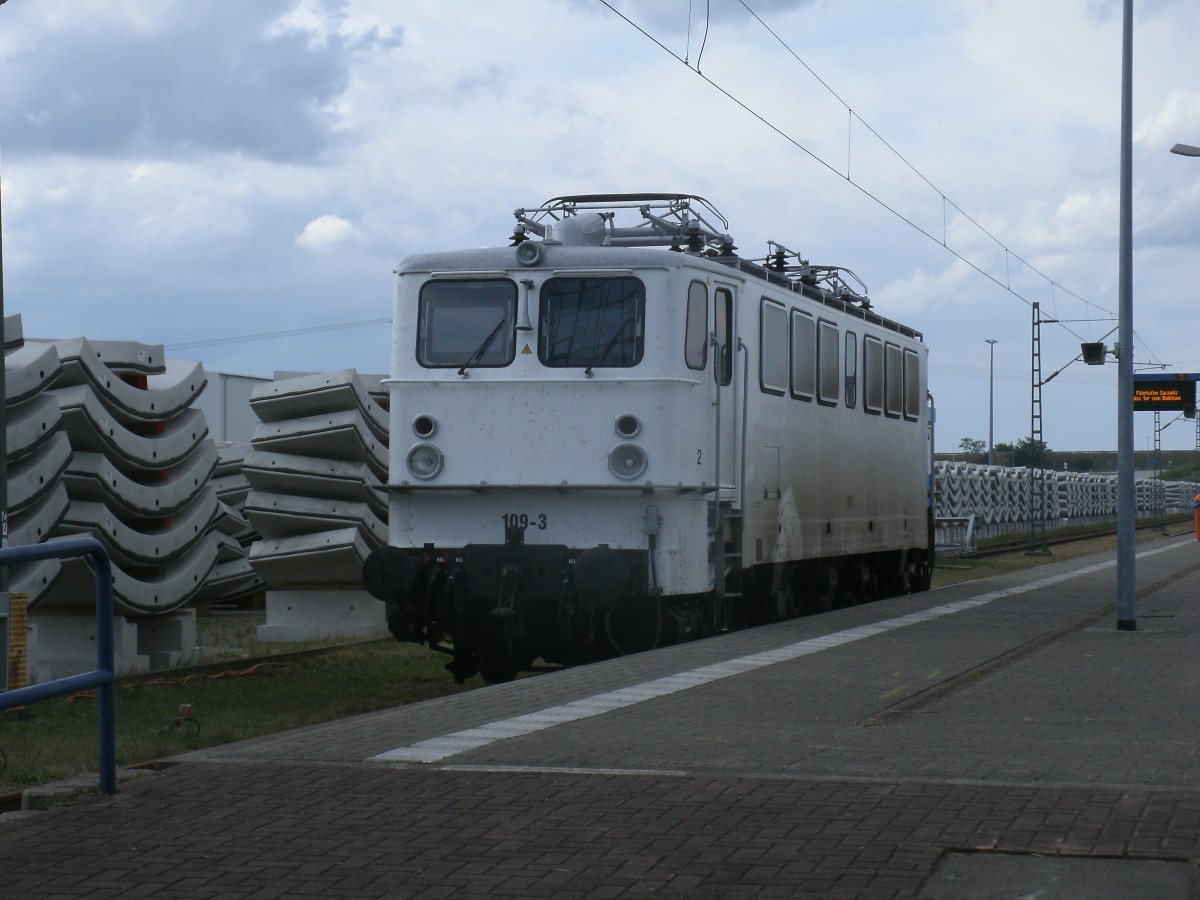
[27, 612, 148, 678]
[136, 608, 197, 659]
[256, 589, 387, 643]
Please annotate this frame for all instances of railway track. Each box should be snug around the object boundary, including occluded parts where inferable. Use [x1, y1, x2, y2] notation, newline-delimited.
[963, 515, 1193, 559]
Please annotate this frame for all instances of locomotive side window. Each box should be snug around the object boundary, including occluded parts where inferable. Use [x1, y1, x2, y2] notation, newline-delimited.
[685, 281, 708, 371]
[885, 342, 903, 418]
[863, 335, 883, 414]
[417, 279, 517, 368]
[903, 348, 921, 421]
[790, 310, 815, 401]
[818, 319, 840, 406]
[715, 287, 733, 386]
[760, 299, 787, 395]
[844, 331, 858, 409]
[539, 276, 645, 369]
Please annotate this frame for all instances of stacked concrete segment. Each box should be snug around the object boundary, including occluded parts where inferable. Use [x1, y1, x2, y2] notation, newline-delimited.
[1, 324, 258, 679]
[243, 370, 389, 641]
[934, 461, 1200, 544]
[194, 444, 265, 607]
[6, 325, 68, 606]
[34, 337, 221, 617]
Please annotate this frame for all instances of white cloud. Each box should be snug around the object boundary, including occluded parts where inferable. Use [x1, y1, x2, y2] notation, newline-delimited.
[3, 0, 1199, 452]
[295, 214, 360, 248]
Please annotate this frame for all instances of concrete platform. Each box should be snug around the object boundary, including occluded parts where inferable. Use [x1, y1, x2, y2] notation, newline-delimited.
[3, 535, 1200, 898]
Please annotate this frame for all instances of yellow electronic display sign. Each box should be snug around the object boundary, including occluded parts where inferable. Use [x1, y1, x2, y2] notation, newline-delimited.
[1132, 379, 1196, 411]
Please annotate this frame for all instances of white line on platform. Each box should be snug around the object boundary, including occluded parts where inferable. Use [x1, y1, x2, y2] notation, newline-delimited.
[369, 540, 1192, 765]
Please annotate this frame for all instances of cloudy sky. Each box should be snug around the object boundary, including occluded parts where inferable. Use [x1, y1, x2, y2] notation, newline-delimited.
[1, 0, 1198, 453]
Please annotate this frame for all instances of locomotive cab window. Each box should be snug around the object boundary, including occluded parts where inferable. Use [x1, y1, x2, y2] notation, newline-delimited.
[539, 276, 645, 369]
[685, 281, 707, 371]
[715, 287, 733, 386]
[418, 279, 517, 368]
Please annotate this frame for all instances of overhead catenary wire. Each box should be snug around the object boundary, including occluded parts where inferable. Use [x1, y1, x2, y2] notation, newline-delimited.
[599, 0, 1167, 367]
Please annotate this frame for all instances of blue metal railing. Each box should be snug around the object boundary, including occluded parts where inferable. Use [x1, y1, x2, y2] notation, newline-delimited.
[0, 537, 117, 795]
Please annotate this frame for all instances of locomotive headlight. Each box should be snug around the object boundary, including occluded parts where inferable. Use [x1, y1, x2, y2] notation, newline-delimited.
[609, 443, 648, 480]
[615, 414, 641, 438]
[406, 443, 444, 480]
[412, 414, 437, 438]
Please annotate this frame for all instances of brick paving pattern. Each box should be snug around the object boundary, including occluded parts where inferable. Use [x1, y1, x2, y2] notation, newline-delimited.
[1, 535, 1198, 898]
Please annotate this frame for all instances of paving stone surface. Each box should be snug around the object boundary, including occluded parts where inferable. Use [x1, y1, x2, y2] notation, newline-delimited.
[2, 535, 1199, 898]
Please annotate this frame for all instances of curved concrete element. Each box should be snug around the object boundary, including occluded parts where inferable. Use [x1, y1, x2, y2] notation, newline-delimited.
[58, 489, 219, 568]
[48, 338, 206, 422]
[934, 461, 1200, 543]
[85, 339, 166, 374]
[194, 542, 263, 604]
[247, 527, 371, 587]
[11, 481, 69, 547]
[242, 449, 386, 517]
[63, 442, 218, 518]
[10, 430, 71, 514]
[244, 490, 386, 547]
[54, 386, 208, 470]
[212, 446, 252, 509]
[4, 313, 24, 351]
[250, 370, 389, 443]
[49, 537, 219, 615]
[6, 340, 62, 405]
[9, 393, 63, 462]
[250, 409, 387, 479]
[12, 556, 62, 606]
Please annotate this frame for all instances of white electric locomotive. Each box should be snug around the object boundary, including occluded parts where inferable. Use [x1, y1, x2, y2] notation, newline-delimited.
[363, 194, 933, 682]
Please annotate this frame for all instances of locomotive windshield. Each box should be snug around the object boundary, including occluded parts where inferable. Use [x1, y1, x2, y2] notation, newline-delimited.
[538, 276, 645, 369]
[417, 279, 517, 368]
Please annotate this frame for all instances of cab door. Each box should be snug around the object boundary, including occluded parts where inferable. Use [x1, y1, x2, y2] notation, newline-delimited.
[712, 283, 739, 500]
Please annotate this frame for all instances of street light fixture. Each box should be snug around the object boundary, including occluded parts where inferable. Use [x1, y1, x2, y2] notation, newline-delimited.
[986, 339, 997, 466]
[1170, 143, 1200, 157]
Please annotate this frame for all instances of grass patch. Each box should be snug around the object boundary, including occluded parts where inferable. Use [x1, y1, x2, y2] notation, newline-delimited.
[0, 641, 481, 792]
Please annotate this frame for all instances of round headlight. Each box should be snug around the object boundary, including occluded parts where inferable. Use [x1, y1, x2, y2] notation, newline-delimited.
[609, 443, 648, 480]
[615, 414, 641, 438]
[406, 443, 444, 480]
[412, 414, 437, 438]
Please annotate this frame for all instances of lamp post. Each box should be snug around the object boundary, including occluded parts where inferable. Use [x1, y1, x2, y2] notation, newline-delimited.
[986, 339, 997, 466]
[1115, 0, 1134, 631]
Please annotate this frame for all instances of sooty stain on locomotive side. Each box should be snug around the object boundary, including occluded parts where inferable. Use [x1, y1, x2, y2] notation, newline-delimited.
[363, 193, 934, 684]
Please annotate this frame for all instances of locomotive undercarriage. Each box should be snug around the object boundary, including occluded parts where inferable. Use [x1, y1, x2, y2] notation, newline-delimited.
[364, 529, 932, 683]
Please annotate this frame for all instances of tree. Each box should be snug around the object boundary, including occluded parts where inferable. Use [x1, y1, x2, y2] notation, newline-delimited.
[1009, 437, 1050, 468]
[957, 437, 986, 462]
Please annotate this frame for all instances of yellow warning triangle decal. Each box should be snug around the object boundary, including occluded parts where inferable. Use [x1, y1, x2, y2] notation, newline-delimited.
[522, 344, 532, 355]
